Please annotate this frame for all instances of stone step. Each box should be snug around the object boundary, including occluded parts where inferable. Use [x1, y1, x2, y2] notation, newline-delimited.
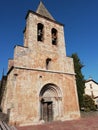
[0, 121, 17, 130]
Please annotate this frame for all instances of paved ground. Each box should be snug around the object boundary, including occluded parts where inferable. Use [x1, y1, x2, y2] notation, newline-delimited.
[16, 114, 98, 130]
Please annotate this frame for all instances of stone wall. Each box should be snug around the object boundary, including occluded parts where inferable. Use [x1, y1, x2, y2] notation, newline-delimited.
[2, 68, 80, 125]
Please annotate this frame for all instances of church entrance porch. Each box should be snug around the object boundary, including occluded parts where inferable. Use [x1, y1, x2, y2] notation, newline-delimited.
[39, 83, 62, 122]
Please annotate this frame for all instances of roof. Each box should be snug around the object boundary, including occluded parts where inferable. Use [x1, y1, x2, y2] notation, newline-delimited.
[85, 78, 98, 85]
[25, 1, 64, 27]
[36, 1, 55, 21]
[25, 10, 63, 26]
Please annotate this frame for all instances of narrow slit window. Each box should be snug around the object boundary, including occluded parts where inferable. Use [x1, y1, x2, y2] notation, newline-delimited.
[46, 58, 51, 70]
[90, 84, 92, 89]
[51, 28, 57, 45]
[37, 23, 44, 42]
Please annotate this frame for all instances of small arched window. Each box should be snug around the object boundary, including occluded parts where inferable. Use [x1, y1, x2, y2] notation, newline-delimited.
[37, 23, 44, 42]
[51, 28, 57, 45]
[46, 58, 51, 70]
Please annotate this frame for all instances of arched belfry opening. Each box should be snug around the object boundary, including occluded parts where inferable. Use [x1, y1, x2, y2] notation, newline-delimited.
[51, 28, 57, 45]
[37, 23, 44, 41]
[39, 83, 62, 122]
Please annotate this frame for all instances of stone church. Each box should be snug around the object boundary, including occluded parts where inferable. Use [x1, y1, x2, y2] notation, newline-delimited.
[0, 2, 80, 126]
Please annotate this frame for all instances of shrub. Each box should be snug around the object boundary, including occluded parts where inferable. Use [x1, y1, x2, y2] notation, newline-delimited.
[83, 94, 96, 111]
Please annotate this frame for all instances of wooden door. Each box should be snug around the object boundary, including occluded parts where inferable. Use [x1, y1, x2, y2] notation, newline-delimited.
[42, 101, 53, 122]
[48, 102, 53, 122]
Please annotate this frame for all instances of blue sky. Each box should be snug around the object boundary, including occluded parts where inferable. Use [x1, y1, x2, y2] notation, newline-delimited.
[0, 0, 98, 81]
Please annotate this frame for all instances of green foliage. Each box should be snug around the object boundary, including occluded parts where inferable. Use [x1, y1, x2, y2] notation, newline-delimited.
[83, 94, 96, 111]
[71, 53, 85, 109]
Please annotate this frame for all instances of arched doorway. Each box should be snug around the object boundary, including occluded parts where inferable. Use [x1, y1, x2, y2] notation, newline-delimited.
[39, 83, 62, 122]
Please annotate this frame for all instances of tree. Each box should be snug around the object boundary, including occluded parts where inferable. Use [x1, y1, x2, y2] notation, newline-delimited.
[71, 53, 85, 109]
[83, 94, 96, 111]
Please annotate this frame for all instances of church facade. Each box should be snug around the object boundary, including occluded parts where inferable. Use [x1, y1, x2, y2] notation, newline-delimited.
[1, 2, 80, 126]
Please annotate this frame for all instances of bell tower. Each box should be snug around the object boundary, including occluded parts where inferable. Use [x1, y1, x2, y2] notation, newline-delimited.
[23, 1, 67, 72]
